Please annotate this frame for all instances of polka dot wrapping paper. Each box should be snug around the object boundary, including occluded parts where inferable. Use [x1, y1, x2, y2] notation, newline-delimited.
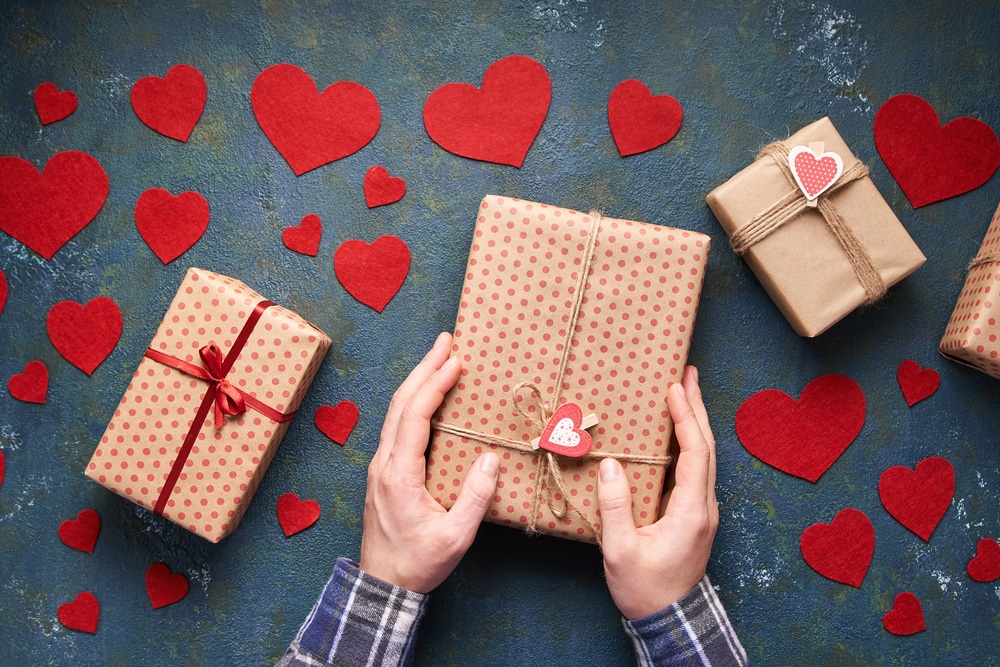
[85, 268, 331, 543]
[427, 195, 710, 543]
[939, 202, 1000, 380]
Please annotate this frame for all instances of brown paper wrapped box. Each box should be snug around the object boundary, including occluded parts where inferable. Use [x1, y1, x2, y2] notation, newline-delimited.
[426, 195, 710, 543]
[707, 117, 925, 337]
[86, 268, 331, 542]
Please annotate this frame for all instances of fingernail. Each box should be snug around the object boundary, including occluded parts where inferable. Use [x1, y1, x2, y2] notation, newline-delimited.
[691, 366, 699, 383]
[600, 458, 620, 482]
[480, 452, 499, 476]
[674, 382, 687, 401]
[433, 332, 449, 351]
[442, 356, 459, 371]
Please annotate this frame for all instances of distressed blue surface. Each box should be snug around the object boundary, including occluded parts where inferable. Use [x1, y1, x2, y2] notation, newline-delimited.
[2, 1, 999, 665]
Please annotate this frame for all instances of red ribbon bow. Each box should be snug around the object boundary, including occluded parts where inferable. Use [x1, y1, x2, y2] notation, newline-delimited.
[198, 343, 248, 428]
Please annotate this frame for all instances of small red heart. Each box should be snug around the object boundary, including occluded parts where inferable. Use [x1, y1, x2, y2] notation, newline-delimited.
[874, 94, 1000, 208]
[0, 151, 109, 260]
[145, 563, 190, 609]
[282, 214, 322, 256]
[135, 188, 209, 264]
[364, 166, 407, 208]
[8, 360, 48, 404]
[58, 508, 101, 553]
[251, 63, 381, 176]
[47, 297, 123, 375]
[882, 592, 926, 636]
[879, 456, 954, 542]
[131, 64, 207, 142]
[968, 538, 1000, 583]
[0, 267, 7, 316]
[607, 79, 682, 157]
[799, 508, 874, 587]
[896, 359, 940, 407]
[34, 82, 78, 125]
[57, 591, 100, 634]
[334, 235, 411, 312]
[538, 403, 592, 457]
[315, 401, 359, 446]
[423, 55, 551, 168]
[277, 493, 321, 537]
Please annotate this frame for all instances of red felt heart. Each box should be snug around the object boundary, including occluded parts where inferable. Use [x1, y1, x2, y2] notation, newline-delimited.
[47, 297, 123, 375]
[0, 151, 109, 260]
[134, 188, 209, 264]
[896, 359, 940, 407]
[538, 403, 592, 457]
[882, 592, 926, 636]
[735, 374, 866, 483]
[607, 79, 682, 157]
[130, 64, 207, 142]
[315, 401, 359, 446]
[968, 538, 1000, 583]
[799, 508, 874, 587]
[145, 562, 189, 609]
[364, 166, 407, 208]
[282, 214, 322, 256]
[334, 235, 411, 312]
[423, 55, 551, 168]
[57, 591, 100, 634]
[0, 267, 7, 316]
[34, 82, 78, 125]
[277, 493, 321, 537]
[879, 456, 954, 541]
[8, 361, 48, 404]
[58, 508, 101, 553]
[251, 63, 381, 176]
[874, 94, 1000, 208]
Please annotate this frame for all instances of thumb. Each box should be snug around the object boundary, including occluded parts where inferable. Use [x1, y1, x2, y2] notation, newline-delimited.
[597, 458, 638, 551]
[446, 452, 500, 539]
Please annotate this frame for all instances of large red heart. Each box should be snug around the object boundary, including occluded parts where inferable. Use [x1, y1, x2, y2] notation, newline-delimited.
[607, 79, 682, 157]
[364, 166, 406, 208]
[282, 214, 322, 256]
[57, 591, 100, 634]
[146, 563, 190, 609]
[58, 508, 101, 553]
[423, 55, 551, 168]
[277, 493, 321, 537]
[131, 64, 207, 142]
[538, 403, 592, 457]
[874, 94, 1000, 208]
[0, 151, 109, 260]
[34, 82, 78, 125]
[799, 508, 874, 587]
[879, 456, 954, 541]
[251, 63, 381, 176]
[882, 592, 926, 636]
[134, 188, 209, 264]
[334, 235, 411, 312]
[8, 360, 48, 404]
[896, 359, 940, 407]
[735, 374, 865, 482]
[47, 297, 123, 375]
[315, 401, 359, 446]
[968, 538, 1000, 583]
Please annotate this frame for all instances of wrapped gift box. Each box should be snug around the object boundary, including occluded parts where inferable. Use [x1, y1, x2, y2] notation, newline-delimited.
[86, 268, 331, 542]
[427, 195, 710, 543]
[706, 117, 925, 337]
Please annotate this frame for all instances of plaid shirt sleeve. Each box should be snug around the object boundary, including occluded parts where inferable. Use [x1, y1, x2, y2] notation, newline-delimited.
[275, 558, 428, 667]
[622, 575, 750, 667]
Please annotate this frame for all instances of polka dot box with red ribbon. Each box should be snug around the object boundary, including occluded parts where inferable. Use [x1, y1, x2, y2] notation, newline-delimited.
[85, 268, 331, 543]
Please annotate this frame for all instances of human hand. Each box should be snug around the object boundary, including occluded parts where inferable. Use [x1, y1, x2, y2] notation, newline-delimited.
[596, 366, 719, 620]
[359, 332, 500, 594]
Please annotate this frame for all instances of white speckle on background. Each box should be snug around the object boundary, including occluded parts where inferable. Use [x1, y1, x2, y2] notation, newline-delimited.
[531, 0, 609, 49]
[98, 73, 132, 100]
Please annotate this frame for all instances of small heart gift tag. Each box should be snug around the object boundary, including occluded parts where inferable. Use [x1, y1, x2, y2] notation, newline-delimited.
[788, 142, 844, 202]
[533, 403, 597, 458]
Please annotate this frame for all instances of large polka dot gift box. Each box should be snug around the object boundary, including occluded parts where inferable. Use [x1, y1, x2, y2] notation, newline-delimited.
[86, 268, 331, 543]
[427, 195, 709, 543]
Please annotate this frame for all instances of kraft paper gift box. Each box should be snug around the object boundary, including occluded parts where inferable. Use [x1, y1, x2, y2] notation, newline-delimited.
[86, 268, 331, 543]
[706, 117, 925, 337]
[939, 202, 1000, 379]
[426, 195, 710, 543]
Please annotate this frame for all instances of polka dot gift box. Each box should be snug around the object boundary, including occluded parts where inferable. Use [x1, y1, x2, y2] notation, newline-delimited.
[85, 268, 331, 543]
[707, 117, 925, 337]
[427, 195, 709, 543]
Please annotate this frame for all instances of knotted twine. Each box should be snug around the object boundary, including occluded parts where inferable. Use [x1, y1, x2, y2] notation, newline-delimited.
[968, 252, 1000, 271]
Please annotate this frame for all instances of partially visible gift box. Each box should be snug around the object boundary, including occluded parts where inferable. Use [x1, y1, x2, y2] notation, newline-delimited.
[706, 117, 925, 337]
[86, 268, 331, 542]
[426, 195, 710, 543]
[939, 203, 1000, 379]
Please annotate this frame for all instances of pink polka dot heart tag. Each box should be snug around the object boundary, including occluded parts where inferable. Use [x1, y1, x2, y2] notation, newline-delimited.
[788, 145, 844, 200]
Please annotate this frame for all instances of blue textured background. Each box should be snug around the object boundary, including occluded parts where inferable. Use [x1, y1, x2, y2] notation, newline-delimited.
[2, 1, 999, 665]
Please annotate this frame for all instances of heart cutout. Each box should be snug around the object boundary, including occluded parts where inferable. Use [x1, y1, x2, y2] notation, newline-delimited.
[8, 360, 48, 404]
[58, 508, 101, 553]
[968, 538, 1000, 583]
[277, 493, 321, 537]
[135, 188, 209, 264]
[896, 359, 940, 407]
[315, 401, 359, 446]
[334, 235, 411, 312]
[0, 151, 109, 260]
[35, 82, 78, 125]
[282, 214, 322, 256]
[800, 508, 874, 587]
[874, 94, 1000, 208]
[131, 64, 207, 142]
[735, 374, 866, 483]
[882, 592, 926, 636]
[788, 145, 844, 200]
[251, 63, 381, 176]
[607, 79, 682, 156]
[57, 591, 100, 633]
[364, 166, 407, 208]
[423, 55, 551, 168]
[538, 403, 592, 457]
[146, 563, 190, 609]
[47, 297, 123, 375]
[879, 456, 954, 541]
